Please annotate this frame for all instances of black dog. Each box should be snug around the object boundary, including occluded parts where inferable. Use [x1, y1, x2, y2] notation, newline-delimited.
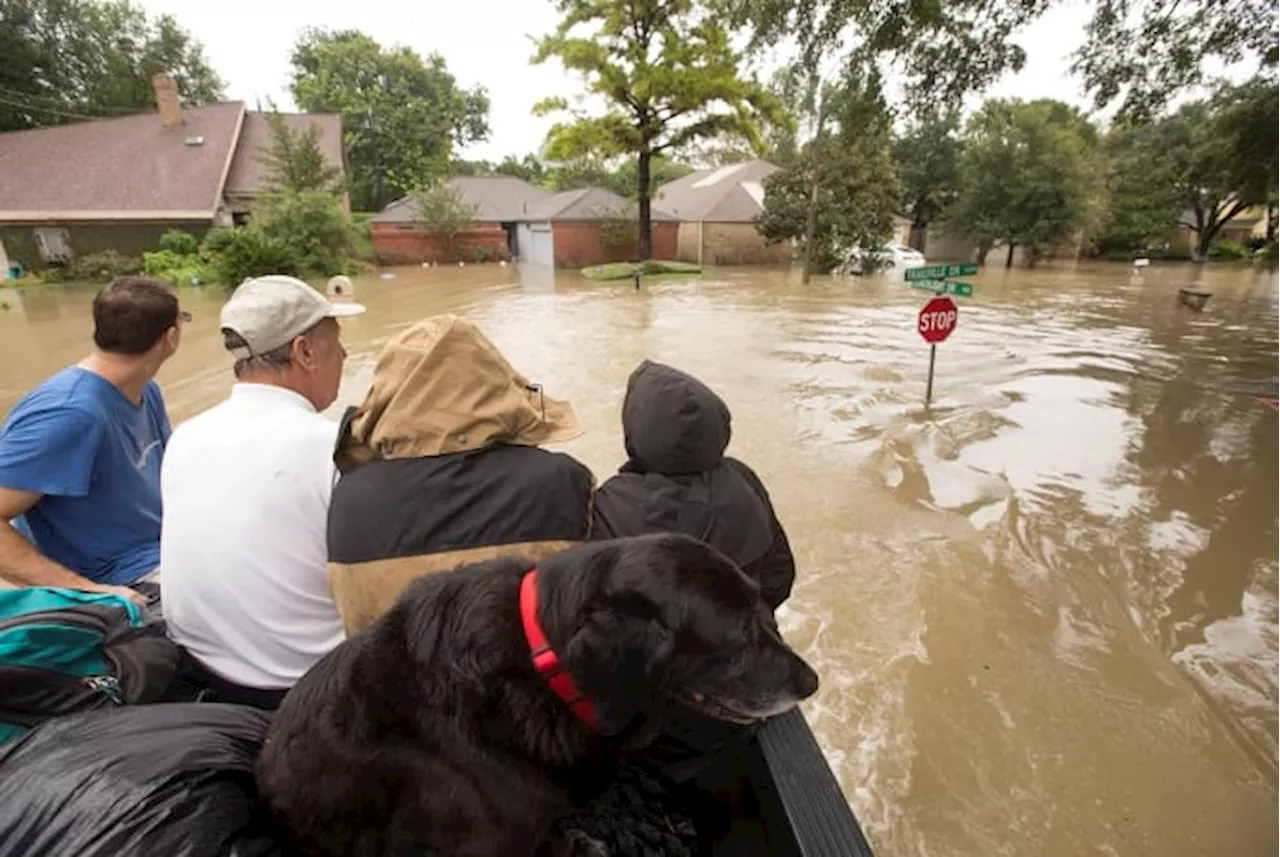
[256, 533, 819, 857]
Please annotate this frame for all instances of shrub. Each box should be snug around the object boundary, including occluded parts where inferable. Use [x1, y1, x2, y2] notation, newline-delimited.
[250, 191, 357, 279]
[157, 229, 200, 256]
[142, 249, 214, 286]
[1212, 239, 1249, 260]
[64, 250, 142, 282]
[203, 227, 298, 287]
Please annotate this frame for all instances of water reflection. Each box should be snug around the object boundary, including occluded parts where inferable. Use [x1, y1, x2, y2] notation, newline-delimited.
[0, 261, 1275, 856]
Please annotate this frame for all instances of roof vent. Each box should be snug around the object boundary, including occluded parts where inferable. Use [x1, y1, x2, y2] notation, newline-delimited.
[183, 136, 205, 147]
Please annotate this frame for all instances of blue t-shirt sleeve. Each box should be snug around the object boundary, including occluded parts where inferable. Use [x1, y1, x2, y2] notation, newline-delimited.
[0, 405, 103, 498]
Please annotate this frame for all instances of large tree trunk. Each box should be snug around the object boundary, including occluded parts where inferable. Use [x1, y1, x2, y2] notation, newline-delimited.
[637, 151, 653, 261]
[911, 217, 929, 253]
[1005, 243, 1017, 268]
[801, 92, 828, 285]
[975, 240, 993, 266]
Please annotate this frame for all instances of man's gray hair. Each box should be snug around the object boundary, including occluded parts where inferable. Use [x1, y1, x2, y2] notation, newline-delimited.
[222, 329, 296, 378]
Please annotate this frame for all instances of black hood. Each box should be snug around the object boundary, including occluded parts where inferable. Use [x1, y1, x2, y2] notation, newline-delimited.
[621, 361, 731, 474]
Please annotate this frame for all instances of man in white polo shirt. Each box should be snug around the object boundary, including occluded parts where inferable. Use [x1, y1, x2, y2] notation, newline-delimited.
[160, 275, 365, 709]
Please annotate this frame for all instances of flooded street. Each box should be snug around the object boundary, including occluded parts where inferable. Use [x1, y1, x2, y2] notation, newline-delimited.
[1, 262, 1276, 856]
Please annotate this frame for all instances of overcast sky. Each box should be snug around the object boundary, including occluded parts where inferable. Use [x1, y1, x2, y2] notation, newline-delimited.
[131, 0, 1167, 161]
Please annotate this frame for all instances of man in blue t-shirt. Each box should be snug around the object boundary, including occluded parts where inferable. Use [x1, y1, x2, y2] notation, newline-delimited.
[0, 276, 188, 604]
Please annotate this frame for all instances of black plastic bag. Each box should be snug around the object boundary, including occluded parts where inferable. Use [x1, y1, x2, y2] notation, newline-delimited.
[0, 703, 287, 857]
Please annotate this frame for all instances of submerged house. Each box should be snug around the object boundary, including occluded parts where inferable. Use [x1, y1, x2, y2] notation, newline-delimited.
[653, 159, 790, 265]
[369, 178, 678, 267]
[0, 75, 346, 271]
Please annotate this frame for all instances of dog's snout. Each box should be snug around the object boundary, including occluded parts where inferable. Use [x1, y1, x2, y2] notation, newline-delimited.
[791, 657, 820, 701]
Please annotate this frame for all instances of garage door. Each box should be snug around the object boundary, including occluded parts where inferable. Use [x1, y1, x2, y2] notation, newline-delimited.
[524, 222, 555, 267]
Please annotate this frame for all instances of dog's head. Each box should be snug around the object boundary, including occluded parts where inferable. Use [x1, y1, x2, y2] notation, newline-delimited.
[539, 533, 819, 737]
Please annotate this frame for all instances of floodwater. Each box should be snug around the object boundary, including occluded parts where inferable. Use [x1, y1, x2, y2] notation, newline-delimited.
[1, 262, 1277, 857]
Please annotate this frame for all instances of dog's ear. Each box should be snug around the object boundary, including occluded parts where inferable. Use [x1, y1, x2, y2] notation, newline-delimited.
[564, 606, 675, 736]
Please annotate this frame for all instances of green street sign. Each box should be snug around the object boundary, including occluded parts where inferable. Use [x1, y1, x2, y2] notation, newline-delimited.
[909, 278, 974, 297]
[905, 263, 979, 282]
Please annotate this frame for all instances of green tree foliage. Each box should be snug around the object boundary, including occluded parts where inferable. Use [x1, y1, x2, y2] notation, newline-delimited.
[892, 109, 964, 252]
[1219, 78, 1279, 242]
[1095, 122, 1184, 253]
[412, 181, 480, 261]
[725, 0, 1047, 105]
[728, 0, 1276, 118]
[290, 28, 491, 212]
[1072, 0, 1278, 119]
[533, 0, 787, 259]
[757, 74, 901, 274]
[495, 154, 548, 184]
[0, 0, 223, 131]
[258, 112, 344, 195]
[1153, 80, 1279, 259]
[946, 99, 1104, 266]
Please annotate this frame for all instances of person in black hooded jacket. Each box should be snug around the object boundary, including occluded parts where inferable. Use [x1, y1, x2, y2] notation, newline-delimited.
[592, 359, 796, 610]
[590, 360, 800, 794]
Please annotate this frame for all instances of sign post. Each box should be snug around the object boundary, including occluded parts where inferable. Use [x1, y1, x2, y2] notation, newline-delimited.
[917, 296, 958, 406]
[906, 263, 974, 406]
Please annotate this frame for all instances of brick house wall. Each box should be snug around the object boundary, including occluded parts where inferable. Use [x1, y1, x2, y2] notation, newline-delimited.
[702, 222, 789, 264]
[551, 221, 679, 267]
[369, 222, 510, 264]
[673, 221, 790, 265]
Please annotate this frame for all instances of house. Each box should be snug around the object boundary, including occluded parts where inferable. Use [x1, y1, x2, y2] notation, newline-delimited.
[1170, 204, 1268, 256]
[653, 159, 790, 265]
[515, 187, 677, 267]
[368, 176, 551, 264]
[369, 178, 679, 267]
[0, 75, 346, 270]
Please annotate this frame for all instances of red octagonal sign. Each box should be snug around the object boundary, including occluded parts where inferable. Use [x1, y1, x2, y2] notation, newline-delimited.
[918, 296, 958, 344]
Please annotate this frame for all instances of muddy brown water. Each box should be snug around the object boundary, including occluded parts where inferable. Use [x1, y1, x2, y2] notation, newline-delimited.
[1, 262, 1277, 856]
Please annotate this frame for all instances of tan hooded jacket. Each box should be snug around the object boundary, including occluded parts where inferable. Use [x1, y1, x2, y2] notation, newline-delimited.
[326, 315, 595, 635]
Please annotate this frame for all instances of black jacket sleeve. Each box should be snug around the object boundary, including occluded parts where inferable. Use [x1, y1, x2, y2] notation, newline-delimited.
[726, 461, 796, 610]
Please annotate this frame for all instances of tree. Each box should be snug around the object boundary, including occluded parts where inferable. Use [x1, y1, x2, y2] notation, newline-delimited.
[757, 74, 901, 275]
[258, 112, 344, 195]
[893, 110, 964, 253]
[1212, 76, 1279, 242]
[1155, 81, 1279, 259]
[1095, 122, 1184, 254]
[1072, 0, 1278, 119]
[0, 0, 223, 132]
[412, 181, 480, 261]
[494, 154, 548, 185]
[727, 0, 1278, 119]
[725, 0, 1046, 106]
[946, 99, 1104, 267]
[290, 29, 490, 212]
[532, 0, 787, 259]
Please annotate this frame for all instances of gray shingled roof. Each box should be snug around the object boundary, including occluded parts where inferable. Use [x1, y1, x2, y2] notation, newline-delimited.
[224, 112, 345, 197]
[0, 101, 247, 220]
[653, 159, 778, 222]
[527, 187, 676, 221]
[372, 176, 557, 223]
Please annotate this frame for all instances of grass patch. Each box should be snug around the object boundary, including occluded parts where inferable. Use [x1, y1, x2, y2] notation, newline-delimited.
[581, 260, 702, 281]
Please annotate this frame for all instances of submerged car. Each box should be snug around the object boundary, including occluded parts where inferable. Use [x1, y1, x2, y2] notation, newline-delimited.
[840, 242, 926, 275]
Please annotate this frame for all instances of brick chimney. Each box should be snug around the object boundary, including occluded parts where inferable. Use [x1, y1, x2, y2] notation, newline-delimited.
[152, 74, 184, 128]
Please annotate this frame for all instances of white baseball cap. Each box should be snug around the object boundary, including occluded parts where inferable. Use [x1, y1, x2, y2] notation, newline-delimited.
[220, 275, 366, 358]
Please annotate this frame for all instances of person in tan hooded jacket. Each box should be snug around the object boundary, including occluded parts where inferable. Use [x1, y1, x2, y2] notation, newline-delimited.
[326, 314, 594, 635]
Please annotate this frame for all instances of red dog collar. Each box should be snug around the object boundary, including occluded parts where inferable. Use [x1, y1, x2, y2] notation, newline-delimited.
[519, 570, 599, 731]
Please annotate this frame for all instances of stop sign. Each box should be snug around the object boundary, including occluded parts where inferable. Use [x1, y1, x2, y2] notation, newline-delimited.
[918, 296, 958, 344]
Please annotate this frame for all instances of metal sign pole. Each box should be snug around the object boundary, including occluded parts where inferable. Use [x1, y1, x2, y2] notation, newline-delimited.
[925, 344, 937, 406]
